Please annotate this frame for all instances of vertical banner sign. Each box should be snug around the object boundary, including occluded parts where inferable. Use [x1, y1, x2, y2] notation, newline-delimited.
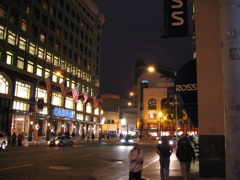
[163, 0, 189, 37]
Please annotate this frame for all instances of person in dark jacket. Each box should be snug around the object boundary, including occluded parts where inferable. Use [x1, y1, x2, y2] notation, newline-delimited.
[176, 136, 196, 180]
[11, 132, 17, 146]
[156, 137, 173, 180]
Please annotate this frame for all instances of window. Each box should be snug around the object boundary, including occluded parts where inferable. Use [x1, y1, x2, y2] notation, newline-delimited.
[53, 56, 59, 66]
[36, 88, 48, 104]
[148, 112, 157, 119]
[52, 74, 58, 82]
[0, 5, 6, 19]
[24, 2, 31, 15]
[71, 80, 75, 89]
[51, 92, 62, 106]
[86, 103, 92, 113]
[49, 20, 55, 31]
[17, 56, 24, 69]
[6, 51, 14, 65]
[60, 60, 66, 69]
[46, 52, 52, 63]
[29, 42, 36, 55]
[27, 61, 34, 73]
[65, 97, 74, 109]
[50, 5, 56, 16]
[42, 14, 48, 26]
[66, 78, 70, 88]
[0, 74, 9, 94]
[45, 68, 50, 78]
[7, 31, 16, 45]
[58, 11, 63, 21]
[76, 101, 83, 111]
[148, 98, 157, 110]
[31, 24, 38, 37]
[55, 41, 60, 51]
[15, 81, 31, 99]
[36, 65, 43, 77]
[42, 0, 49, 10]
[40, 32, 46, 43]
[38, 47, 44, 59]
[67, 63, 71, 73]
[19, 37, 27, 50]
[33, 8, 40, 20]
[72, 67, 76, 76]
[94, 108, 99, 115]
[0, 25, 4, 39]
[13, 101, 29, 111]
[9, 13, 18, 26]
[56, 26, 61, 36]
[21, 19, 28, 32]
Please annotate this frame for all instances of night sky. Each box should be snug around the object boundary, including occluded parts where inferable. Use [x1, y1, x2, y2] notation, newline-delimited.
[94, 0, 193, 99]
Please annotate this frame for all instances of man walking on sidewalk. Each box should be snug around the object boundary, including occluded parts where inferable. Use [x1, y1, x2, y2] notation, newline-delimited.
[176, 136, 196, 180]
[128, 143, 144, 180]
[156, 137, 173, 180]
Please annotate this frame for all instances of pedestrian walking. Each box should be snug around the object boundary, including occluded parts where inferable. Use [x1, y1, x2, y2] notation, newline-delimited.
[17, 133, 22, 146]
[176, 136, 196, 180]
[128, 143, 144, 180]
[71, 131, 75, 140]
[11, 132, 16, 146]
[91, 133, 95, 142]
[156, 137, 173, 180]
[21, 132, 25, 146]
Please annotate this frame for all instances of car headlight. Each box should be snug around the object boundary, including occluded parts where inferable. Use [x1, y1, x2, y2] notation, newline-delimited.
[55, 140, 60, 145]
[129, 139, 134, 143]
[158, 140, 162, 144]
[121, 139, 126, 143]
[169, 140, 174, 145]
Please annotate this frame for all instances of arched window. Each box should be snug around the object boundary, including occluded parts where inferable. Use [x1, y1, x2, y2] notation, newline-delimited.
[86, 102, 92, 113]
[148, 98, 157, 110]
[0, 74, 9, 94]
[76, 100, 83, 111]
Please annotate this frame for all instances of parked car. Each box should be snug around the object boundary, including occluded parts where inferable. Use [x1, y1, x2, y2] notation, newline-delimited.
[48, 136, 73, 147]
[0, 132, 8, 150]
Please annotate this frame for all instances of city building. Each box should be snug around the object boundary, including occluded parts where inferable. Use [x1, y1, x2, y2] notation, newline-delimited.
[0, 0, 104, 140]
[101, 94, 138, 137]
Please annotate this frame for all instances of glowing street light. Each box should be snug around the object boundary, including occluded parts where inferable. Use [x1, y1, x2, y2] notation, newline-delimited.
[147, 66, 155, 73]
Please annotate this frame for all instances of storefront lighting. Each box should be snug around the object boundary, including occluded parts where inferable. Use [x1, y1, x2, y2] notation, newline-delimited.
[47, 123, 50, 126]
[62, 124, 64, 127]
[74, 126, 76, 128]
[30, 121, 33, 125]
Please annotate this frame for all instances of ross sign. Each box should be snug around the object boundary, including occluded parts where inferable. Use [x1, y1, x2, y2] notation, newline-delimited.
[163, 0, 189, 37]
[53, 107, 75, 119]
[175, 84, 197, 92]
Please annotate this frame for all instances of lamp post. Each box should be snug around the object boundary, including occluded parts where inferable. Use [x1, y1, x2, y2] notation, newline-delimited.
[158, 111, 163, 137]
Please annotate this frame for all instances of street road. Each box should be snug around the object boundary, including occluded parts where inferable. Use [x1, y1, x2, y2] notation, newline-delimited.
[0, 141, 162, 180]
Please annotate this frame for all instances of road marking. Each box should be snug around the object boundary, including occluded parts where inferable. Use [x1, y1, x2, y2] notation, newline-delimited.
[0, 164, 34, 171]
[143, 157, 159, 169]
[79, 154, 94, 157]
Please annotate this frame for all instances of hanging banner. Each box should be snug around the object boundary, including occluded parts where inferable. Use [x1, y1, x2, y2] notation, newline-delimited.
[163, 0, 189, 37]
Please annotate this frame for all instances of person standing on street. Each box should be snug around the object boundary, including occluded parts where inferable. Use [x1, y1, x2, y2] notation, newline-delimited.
[11, 132, 16, 146]
[128, 143, 144, 180]
[156, 137, 173, 180]
[176, 136, 196, 180]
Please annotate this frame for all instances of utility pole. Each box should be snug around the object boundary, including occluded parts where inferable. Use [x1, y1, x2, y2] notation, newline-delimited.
[219, 0, 240, 178]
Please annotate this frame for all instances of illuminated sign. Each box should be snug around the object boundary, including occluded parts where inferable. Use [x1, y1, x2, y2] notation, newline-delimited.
[53, 108, 75, 119]
[175, 84, 197, 92]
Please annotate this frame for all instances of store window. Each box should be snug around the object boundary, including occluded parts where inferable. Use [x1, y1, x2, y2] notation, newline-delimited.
[0, 25, 4, 39]
[86, 103, 92, 113]
[6, 51, 14, 65]
[38, 47, 44, 59]
[27, 61, 34, 73]
[15, 81, 31, 99]
[19, 37, 27, 50]
[148, 98, 157, 110]
[17, 56, 24, 69]
[7, 31, 16, 45]
[52, 92, 62, 106]
[36, 65, 43, 77]
[36, 88, 48, 103]
[76, 113, 84, 120]
[76, 100, 83, 111]
[0, 74, 9, 94]
[13, 101, 29, 111]
[29, 42, 36, 55]
[148, 112, 157, 119]
[65, 97, 74, 109]
[21, 19, 28, 32]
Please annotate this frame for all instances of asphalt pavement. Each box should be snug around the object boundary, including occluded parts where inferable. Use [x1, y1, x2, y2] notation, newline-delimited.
[0, 139, 225, 180]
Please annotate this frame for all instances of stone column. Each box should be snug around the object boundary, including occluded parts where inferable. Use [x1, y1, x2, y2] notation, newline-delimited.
[219, 0, 240, 179]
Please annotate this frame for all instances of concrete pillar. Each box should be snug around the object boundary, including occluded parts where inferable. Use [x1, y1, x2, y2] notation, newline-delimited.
[219, 0, 240, 179]
[195, 0, 225, 177]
